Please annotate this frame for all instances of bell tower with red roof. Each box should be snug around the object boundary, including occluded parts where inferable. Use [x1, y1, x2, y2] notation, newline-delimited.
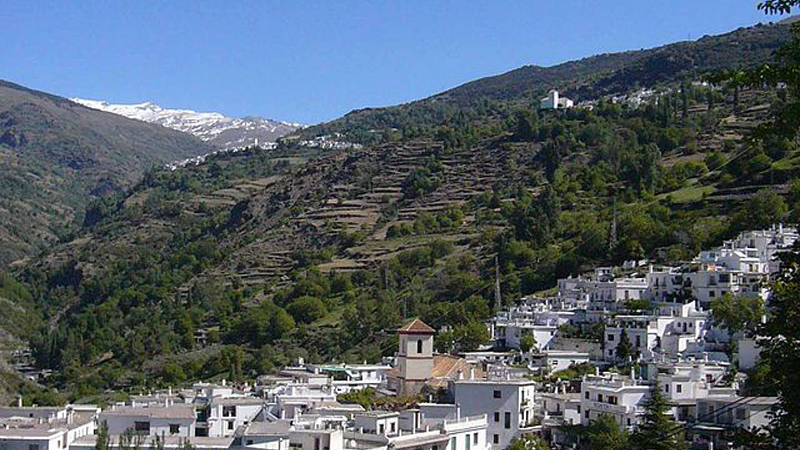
[396, 318, 435, 396]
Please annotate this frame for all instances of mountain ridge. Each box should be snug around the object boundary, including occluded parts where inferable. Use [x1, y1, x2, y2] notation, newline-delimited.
[71, 98, 303, 150]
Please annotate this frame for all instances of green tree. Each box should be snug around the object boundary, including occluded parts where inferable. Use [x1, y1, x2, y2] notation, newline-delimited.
[629, 381, 686, 450]
[616, 329, 635, 363]
[286, 296, 328, 324]
[220, 346, 245, 382]
[734, 247, 800, 449]
[710, 293, 764, 335]
[506, 435, 549, 450]
[514, 109, 539, 141]
[95, 423, 110, 450]
[452, 321, 490, 352]
[582, 414, 630, 450]
[731, 189, 787, 232]
[520, 334, 537, 353]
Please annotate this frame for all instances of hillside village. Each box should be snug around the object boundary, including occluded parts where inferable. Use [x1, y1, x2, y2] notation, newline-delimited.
[3, 3, 800, 450]
[1, 224, 793, 450]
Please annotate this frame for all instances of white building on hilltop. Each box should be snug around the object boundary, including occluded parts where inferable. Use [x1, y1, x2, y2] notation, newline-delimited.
[540, 90, 574, 109]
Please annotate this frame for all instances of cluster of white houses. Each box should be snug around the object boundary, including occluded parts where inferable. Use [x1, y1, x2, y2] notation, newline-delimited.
[2, 226, 795, 450]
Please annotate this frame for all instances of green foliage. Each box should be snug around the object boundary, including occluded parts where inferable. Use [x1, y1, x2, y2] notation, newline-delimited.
[616, 329, 635, 363]
[403, 167, 440, 199]
[629, 381, 686, 450]
[730, 189, 788, 233]
[287, 296, 328, 324]
[734, 246, 800, 449]
[710, 293, 765, 335]
[519, 334, 537, 353]
[505, 435, 549, 450]
[551, 362, 596, 380]
[571, 414, 630, 450]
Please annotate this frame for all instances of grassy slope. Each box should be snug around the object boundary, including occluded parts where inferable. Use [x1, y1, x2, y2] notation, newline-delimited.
[0, 80, 213, 266]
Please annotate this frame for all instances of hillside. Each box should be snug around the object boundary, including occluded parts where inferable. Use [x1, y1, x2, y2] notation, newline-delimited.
[298, 21, 791, 144]
[4, 19, 800, 400]
[0, 80, 213, 265]
[16, 80, 798, 397]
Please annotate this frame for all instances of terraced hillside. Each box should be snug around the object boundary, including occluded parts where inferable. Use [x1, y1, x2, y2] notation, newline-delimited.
[14, 71, 797, 398]
[3, 18, 798, 400]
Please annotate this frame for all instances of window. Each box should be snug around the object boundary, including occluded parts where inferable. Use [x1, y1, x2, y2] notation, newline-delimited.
[676, 384, 682, 393]
[169, 424, 181, 435]
[493, 390, 501, 399]
[585, 410, 590, 419]
[134, 421, 150, 435]
[390, 422, 396, 433]
[379, 424, 385, 434]
[417, 339, 423, 354]
[29, 445, 39, 450]
[584, 391, 590, 399]
[736, 408, 746, 420]
[627, 418, 631, 426]
[493, 412, 500, 422]
[493, 434, 499, 445]
[635, 336, 641, 347]
[665, 384, 670, 393]
[314, 437, 320, 450]
[577, 405, 581, 414]
[473, 433, 478, 444]
[466, 434, 471, 450]
[608, 334, 614, 341]
[597, 394, 603, 402]
[451, 437, 457, 450]
[709, 290, 716, 298]
[504, 412, 511, 429]
[223, 406, 237, 418]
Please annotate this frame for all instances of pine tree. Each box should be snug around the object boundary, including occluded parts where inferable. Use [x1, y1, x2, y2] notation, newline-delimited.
[628, 381, 685, 450]
[94, 423, 110, 450]
[616, 329, 634, 363]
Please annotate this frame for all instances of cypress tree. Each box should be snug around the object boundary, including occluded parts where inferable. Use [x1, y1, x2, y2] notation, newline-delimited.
[629, 381, 685, 450]
[616, 328, 634, 363]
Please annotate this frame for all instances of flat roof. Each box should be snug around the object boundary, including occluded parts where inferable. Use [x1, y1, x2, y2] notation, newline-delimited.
[101, 405, 195, 419]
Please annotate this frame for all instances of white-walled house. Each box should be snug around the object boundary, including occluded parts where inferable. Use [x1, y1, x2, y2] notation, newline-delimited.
[203, 397, 265, 437]
[692, 396, 778, 449]
[579, 374, 651, 430]
[540, 90, 574, 109]
[738, 337, 762, 370]
[452, 380, 536, 450]
[0, 406, 96, 450]
[100, 405, 196, 437]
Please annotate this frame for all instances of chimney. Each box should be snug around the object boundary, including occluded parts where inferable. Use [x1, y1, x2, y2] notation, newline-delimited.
[595, 367, 600, 376]
[16, 396, 22, 408]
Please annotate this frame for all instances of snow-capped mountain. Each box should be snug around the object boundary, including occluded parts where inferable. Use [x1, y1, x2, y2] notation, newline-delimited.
[71, 98, 302, 149]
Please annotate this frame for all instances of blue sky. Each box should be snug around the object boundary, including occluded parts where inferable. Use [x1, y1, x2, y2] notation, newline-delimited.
[0, 1, 782, 124]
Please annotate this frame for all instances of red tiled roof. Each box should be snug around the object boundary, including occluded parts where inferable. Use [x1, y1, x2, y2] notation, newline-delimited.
[397, 318, 435, 334]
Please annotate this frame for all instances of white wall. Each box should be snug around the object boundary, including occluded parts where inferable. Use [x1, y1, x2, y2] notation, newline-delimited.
[453, 382, 535, 450]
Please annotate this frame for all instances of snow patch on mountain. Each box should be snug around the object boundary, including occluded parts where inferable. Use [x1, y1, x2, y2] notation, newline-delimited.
[71, 98, 303, 149]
